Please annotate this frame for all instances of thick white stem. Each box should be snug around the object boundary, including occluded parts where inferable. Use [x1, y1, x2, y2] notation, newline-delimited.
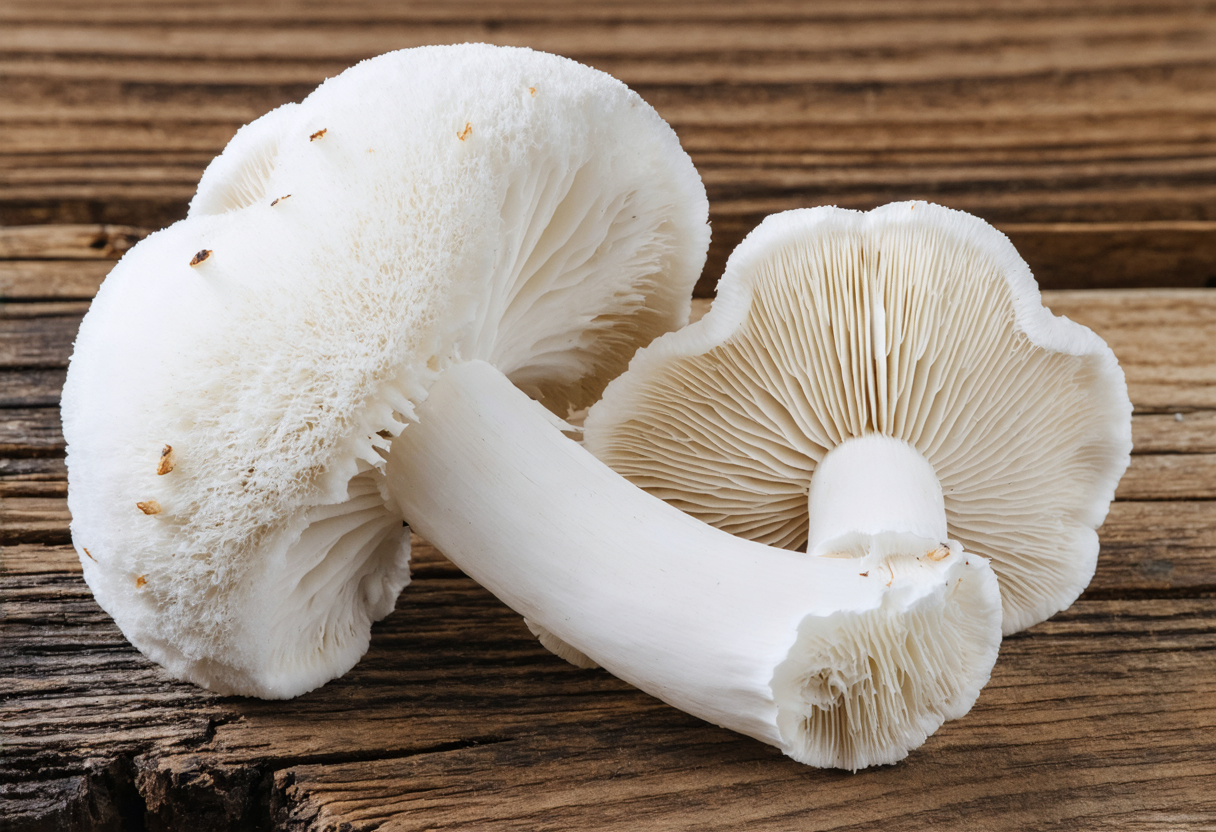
[385, 360, 1001, 770]
[808, 435, 948, 558]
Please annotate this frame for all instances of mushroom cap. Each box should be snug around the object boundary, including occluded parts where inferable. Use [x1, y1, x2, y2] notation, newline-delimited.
[61, 44, 709, 698]
[584, 202, 1132, 634]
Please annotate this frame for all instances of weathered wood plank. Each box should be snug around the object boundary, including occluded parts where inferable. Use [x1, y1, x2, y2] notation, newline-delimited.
[6, 11, 1215, 66]
[0, 543, 78, 575]
[0, 480, 67, 498]
[0, 497, 71, 545]
[272, 597, 1216, 832]
[1132, 410, 1216, 454]
[0, 368, 67, 407]
[1117, 454, 1216, 501]
[5, 562, 1212, 831]
[0, 456, 66, 481]
[2, 0, 1209, 24]
[1088, 500, 1216, 597]
[1, 301, 91, 318]
[0, 407, 64, 455]
[8, 98, 1216, 158]
[0, 225, 149, 260]
[0, 261, 112, 300]
[0, 314, 82, 369]
[4, 1, 1216, 287]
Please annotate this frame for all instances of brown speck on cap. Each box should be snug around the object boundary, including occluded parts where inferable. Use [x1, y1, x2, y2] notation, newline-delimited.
[135, 575, 147, 589]
[926, 545, 950, 562]
[457, 122, 472, 141]
[270, 195, 291, 207]
[157, 445, 175, 476]
[859, 571, 869, 577]
[310, 128, 327, 141]
[528, 86, 536, 96]
[189, 250, 211, 267]
[137, 500, 162, 515]
[83, 547, 96, 562]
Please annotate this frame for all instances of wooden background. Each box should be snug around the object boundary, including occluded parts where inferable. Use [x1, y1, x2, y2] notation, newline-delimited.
[2, 1, 1215, 830]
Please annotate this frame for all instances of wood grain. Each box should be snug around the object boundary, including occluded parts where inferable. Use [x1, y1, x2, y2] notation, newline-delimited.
[3, 285, 1214, 830]
[270, 605, 1216, 832]
[4, 1, 1216, 289]
[3, 3, 1216, 829]
[0, 225, 148, 260]
[0, 262, 114, 301]
[4, 574, 1213, 832]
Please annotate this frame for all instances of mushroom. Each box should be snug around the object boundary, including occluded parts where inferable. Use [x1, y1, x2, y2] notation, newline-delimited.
[61, 44, 709, 699]
[582, 202, 1133, 635]
[385, 360, 1002, 770]
[63, 47, 1002, 769]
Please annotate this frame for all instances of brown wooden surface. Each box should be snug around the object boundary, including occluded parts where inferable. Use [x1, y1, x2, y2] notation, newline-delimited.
[3, 2, 1216, 830]
[6, 1, 1216, 294]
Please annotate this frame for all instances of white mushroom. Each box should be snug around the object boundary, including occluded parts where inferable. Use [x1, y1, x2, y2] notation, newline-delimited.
[63, 50, 1001, 769]
[386, 360, 1001, 770]
[583, 202, 1134, 635]
[61, 44, 708, 699]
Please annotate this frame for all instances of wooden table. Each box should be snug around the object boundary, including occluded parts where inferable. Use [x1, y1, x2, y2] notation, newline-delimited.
[3, 2, 1215, 830]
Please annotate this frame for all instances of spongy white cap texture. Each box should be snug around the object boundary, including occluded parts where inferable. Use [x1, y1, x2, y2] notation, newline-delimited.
[61, 44, 709, 698]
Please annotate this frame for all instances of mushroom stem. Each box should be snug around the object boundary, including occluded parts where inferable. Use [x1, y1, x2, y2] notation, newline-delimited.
[807, 434, 948, 558]
[385, 360, 1002, 770]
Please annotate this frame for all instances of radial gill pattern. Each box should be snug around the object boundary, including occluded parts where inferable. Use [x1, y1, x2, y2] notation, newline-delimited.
[586, 204, 1130, 632]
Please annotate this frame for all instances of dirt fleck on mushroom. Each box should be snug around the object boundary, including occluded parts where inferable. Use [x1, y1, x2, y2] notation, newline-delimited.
[189, 250, 212, 267]
[528, 86, 536, 96]
[859, 571, 869, 577]
[135, 575, 147, 589]
[270, 195, 291, 206]
[83, 547, 96, 562]
[310, 128, 327, 141]
[157, 445, 175, 475]
[457, 122, 473, 141]
[886, 564, 895, 587]
[137, 500, 162, 515]
[926, 545, 950, 562]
